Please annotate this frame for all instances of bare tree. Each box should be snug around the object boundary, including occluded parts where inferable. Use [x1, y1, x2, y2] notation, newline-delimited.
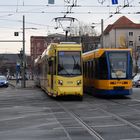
[70, 22, 99, 36]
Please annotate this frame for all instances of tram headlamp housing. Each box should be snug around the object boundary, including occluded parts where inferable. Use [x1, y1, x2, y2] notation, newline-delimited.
[77, 80, 81, 85]
[58, 80, 63, 85]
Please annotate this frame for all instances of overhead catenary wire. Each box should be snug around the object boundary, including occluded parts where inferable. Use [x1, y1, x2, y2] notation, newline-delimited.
[0, 18, 55, 28]
[0, 11, 139, 15]
[0, 4, 139, 7]
[97, 0, 106, 4]
[104, 0, 135, 21]
[0, 0, 138, 32]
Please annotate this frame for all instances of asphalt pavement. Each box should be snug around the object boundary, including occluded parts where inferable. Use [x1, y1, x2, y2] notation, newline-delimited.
[1, 82, 140, 140]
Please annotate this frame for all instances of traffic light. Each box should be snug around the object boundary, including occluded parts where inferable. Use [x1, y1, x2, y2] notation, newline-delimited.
[18, 50, 23, 59]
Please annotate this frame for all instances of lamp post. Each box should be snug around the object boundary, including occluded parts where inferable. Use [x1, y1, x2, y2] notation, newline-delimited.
[15, 17, 37, 87]
[92, 19, 104, 48]
[101, 19, 104, 48]
[14, 15, 26, 88]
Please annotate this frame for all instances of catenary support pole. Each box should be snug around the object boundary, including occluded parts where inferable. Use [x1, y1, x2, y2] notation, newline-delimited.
[21, 15, 26, 88]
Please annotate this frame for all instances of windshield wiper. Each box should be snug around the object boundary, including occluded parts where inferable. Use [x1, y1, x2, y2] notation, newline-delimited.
[72, 55, 81, 72]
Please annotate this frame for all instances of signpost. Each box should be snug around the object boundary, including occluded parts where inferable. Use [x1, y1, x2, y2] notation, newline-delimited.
[21, 15, 26, 88]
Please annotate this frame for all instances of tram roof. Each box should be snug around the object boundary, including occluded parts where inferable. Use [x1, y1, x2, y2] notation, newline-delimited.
[42, 42, 82, 58]
[82, 48, 132, 60]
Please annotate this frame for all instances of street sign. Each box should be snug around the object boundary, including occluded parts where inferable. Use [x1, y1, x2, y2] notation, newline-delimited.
[14, 32, 19, 36]
[112, 0, 118, 4]
[16, 63, 20, 84]
[48, 0, 54, 4]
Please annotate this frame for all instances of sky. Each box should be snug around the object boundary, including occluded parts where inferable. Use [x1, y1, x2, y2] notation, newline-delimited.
[0, 0, 140, 55]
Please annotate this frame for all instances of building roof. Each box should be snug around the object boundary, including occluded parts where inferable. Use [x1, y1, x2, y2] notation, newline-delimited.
[104, 16, 140, 34]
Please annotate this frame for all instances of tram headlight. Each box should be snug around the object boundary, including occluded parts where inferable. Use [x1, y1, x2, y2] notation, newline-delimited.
[77, 80, 81, 85]
[58, 80, 63, 85]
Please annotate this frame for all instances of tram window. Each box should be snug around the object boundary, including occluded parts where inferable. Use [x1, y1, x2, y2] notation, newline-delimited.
[85, 62, 87, 77]
[108, 52, 127, 79]
[49, 65, 53, 75]
[85, 62, 88, 78]
[54, 57, 56, 75]
[47, 61, 50, 74]
[83, 62, 85, 77]
[48, 60, 52, 66]
[48, 59, 53, 75]
[98, 54, 108, 79]
[58, 51, 82, 76]
[89, 61, 92, 78]
[88, 61, 90, 78]
[95, 59, 99, 79]
[91, 60, 94, 78]
[129, 55, 132, 79]
[38, 65, 41, 75]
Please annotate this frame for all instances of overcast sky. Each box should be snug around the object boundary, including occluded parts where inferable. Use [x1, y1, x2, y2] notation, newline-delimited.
[0, 0, 140, 54]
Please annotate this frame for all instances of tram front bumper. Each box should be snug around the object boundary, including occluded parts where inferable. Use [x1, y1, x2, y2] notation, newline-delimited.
[57, 86, 83, 96]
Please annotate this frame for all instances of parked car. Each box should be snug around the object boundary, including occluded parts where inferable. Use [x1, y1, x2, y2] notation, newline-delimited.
[0, 75, 9, 87]
[132, 75, 140, 87]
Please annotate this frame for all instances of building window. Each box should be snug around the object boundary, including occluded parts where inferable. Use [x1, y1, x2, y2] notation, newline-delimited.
[129, 32, 133, 36]
[129, 41, 133, 47]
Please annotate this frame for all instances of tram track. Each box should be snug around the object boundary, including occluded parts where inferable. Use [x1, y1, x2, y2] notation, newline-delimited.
[56, 101, 105, 140]
[66, 109, 104, 140]
[52, 94, 140, 140]
[85, 94, 140, 133]
[99, 107, 140, 131]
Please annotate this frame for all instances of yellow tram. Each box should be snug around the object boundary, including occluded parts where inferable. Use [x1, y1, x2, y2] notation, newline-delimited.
[34, 42, 83, 100]
[82, 48, 133, 96]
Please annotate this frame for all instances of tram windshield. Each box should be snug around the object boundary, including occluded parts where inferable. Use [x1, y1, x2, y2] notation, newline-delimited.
[108, 52, 127, 79]
[58, 51, 82, 76]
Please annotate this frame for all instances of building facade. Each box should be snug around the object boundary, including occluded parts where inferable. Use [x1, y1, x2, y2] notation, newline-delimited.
[103, 16, 140, 49]
[30, 36, 48, 64]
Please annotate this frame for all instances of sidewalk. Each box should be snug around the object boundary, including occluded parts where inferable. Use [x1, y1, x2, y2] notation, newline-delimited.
[9, 80, 35, 88]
